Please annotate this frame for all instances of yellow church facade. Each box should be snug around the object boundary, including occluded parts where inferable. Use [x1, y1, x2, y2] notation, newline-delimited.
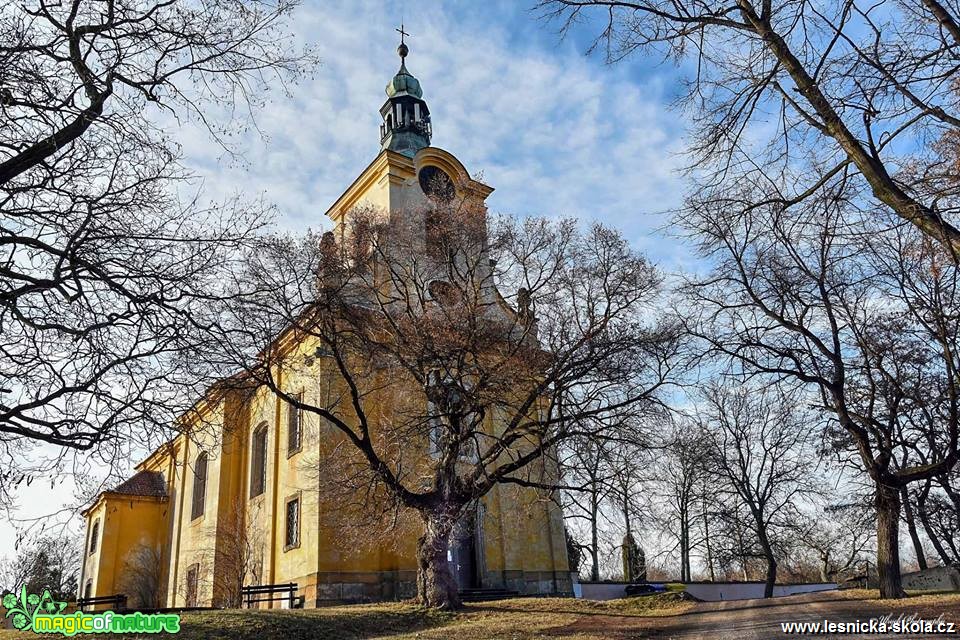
[79, 41, 572, 609]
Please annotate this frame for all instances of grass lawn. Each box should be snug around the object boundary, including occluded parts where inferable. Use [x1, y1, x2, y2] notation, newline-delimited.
[0, 593, 693, 640]
[4, 590, 960, 639]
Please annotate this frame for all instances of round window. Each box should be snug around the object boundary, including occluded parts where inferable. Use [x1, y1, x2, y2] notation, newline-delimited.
[418, 166, 455, 202]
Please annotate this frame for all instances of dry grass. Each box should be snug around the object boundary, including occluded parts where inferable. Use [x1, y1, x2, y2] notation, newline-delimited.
[832, 588, 960, 611]
[3, 591, 957, 639]
[0, 594, 691, 640]
[391, 594, 695, 640]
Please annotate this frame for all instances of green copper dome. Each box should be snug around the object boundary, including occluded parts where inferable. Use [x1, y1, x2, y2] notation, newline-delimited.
[385, 61, 422, 98]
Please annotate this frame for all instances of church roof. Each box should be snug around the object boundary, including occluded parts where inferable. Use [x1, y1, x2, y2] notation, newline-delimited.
[109, 470, 168, 497]
[385, 61, 423, 99]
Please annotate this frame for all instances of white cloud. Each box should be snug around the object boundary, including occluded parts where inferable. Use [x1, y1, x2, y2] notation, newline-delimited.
[169, 0, 690, 264]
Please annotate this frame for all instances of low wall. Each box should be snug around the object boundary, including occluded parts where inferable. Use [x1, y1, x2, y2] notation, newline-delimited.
[579, 581, 837, 602]
[902, 565, 960, 592]
[579, 583, 631, 601]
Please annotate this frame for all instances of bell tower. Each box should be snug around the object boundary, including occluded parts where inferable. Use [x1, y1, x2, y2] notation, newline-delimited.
[379, 25, 432, 157]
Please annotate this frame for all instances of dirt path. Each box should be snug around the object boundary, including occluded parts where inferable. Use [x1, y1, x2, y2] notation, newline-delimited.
[548, 591, 960, 639]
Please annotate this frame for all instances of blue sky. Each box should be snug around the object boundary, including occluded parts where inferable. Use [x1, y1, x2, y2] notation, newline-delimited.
[177, 0, 695, 268]
[1, 0, 695, 560]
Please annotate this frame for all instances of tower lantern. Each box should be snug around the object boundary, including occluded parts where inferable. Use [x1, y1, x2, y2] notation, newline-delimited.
[379, 25, 432, 156]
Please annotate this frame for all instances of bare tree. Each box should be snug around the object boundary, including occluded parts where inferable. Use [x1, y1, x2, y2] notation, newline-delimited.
[538, 0, 960, 258]
[561, 432, 617, 582]
[204, 497, 266, 608]
[603, 431, 649, 582]
[913, 477, 960, 565]
[650, 423, 706, 582]
[214, 201, 683, 608]
[680, 184, 960, 598]
[117, 545, 163, 609]
[797, 501, 874, 584]
[0, 535, 79, 601]
[1, 1, 316, 511]
[558, 415, 652, 582]
[694, 383, 819, 597]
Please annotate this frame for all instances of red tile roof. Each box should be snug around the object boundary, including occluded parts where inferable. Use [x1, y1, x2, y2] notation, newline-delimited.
[110, 470, 168, 497]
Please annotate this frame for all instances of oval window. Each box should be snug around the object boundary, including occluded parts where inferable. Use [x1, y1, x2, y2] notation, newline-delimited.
[428, 279, 461, 306]
[418, 166, 455, 202]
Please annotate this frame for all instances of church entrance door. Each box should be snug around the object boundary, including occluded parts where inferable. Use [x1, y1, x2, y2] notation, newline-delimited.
[450, 534, 476, 589]
[449, 509, 481, 589]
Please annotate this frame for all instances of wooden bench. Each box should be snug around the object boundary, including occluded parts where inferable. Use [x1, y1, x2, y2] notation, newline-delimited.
[240, 583, 304, 609]
[76, 594, 127, 612]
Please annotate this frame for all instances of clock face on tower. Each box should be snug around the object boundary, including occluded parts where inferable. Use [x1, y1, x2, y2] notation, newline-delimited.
[418, 165, 455, 202]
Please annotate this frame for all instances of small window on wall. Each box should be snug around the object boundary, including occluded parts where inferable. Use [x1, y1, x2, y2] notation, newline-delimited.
[88, 520, 100, 555]
[191, 452, 207, 520]
[284, 495, 300, 550]
[250, 423, 268, 498]
[84, 580, 92, 600]
[185, 564, 199, 608]
[287, 393, 303, 456]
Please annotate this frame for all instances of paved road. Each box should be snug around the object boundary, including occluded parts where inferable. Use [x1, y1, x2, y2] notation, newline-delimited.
[645, 592, 959, 639]
[554, 591, 960, 639]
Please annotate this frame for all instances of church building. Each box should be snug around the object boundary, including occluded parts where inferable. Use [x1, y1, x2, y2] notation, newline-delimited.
[79, 36, 572, 609]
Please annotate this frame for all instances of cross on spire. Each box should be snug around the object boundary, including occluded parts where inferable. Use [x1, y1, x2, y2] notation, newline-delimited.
[396, 23, 410, 45]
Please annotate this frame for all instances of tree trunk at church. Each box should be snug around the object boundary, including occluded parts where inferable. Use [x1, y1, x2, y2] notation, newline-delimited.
[416, 512, 461, 609]
[875, 483, 907, 599]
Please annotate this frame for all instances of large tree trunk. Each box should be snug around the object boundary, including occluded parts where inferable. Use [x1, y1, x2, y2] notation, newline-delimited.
[763, 556, 778, 599]
[875, 483, 907, 599]
[901, 487, 928, 570]
[416, 512, 460, 609]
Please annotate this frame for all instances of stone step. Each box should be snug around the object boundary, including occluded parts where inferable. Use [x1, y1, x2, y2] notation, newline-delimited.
[459, 588, 520, 602]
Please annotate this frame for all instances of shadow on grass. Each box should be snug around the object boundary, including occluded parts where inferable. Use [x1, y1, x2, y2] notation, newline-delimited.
[463, 594, 694, 621]
[0, 606, 454, 640]
[173, 606, 453, 640]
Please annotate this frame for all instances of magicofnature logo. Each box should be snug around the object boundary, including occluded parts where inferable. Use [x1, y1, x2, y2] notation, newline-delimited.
[2, 587, 68, 631]
[2, 587, 180, 636]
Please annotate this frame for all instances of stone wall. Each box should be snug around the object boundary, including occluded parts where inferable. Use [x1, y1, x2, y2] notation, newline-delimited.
[902, 565, 960, 592]
[579, 581, 838, 602]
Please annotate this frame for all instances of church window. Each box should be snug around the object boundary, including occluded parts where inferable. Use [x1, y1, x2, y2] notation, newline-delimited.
[428, 279, 461, 306]
[424, 208, 452, 262]
[250, 423, 268, 498]
[284, 495, 300, 550]
[349, 218, 374, 265]
[185, 564, 199, 607]
[419, 166, 455, 203]
[88, 520, 99, 555]
[426, 370, 444, 458]
[287, 393, 303, 456]
[191, 453, 207, 520]
[83, 580, 92, 600]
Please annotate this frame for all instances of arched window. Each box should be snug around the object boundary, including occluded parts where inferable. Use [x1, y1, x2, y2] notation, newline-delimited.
[84, 580, 92, 600]
[284, 494, 301, 550]
[287, 393, 303, 456]
[191, 452, 208, 520]
[88, 520, 100, 555]
[250, 423, 268, 498]
[185, 564, 199, 608]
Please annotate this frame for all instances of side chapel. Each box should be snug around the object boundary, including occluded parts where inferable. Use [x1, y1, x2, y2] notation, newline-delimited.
[80, 35, 572, 608]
